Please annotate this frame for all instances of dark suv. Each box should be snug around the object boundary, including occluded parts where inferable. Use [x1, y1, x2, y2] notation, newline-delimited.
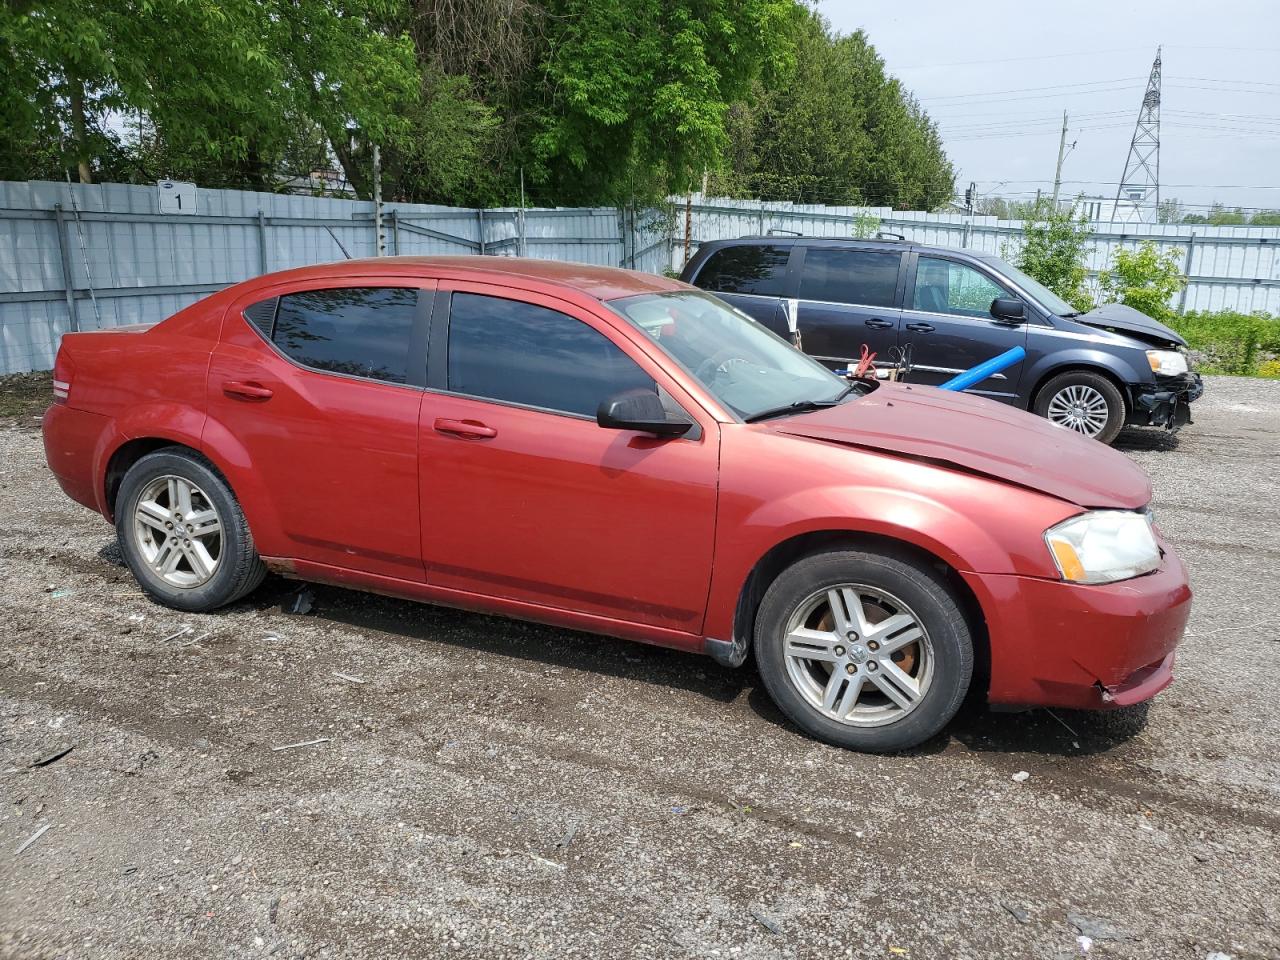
[681, 238, 1203, 444]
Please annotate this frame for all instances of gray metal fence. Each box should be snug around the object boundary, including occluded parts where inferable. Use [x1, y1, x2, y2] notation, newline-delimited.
[2, 180, 1278, 375]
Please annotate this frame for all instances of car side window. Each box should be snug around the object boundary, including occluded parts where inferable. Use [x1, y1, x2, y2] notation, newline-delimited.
[912, 258, 1008, 319]
[798, 248, 900, 306]
[693, 245, 790, 297]
[447, 293, 657, 418]
[258, 287, 418, 384]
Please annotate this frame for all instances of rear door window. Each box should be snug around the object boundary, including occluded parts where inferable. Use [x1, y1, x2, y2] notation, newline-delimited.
[692, 245, 791, 297]
[447, 293, 655, 418]
[798, 248, 901, 307]
[267, 287, 419, 384]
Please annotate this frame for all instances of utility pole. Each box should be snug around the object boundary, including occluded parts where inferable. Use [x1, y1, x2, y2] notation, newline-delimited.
[1051, 111, 1071, 208]
[372, 143, 386, 257]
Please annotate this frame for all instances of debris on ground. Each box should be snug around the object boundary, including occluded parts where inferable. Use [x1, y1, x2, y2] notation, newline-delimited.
[160, 626, 192, 643]
[14, 823, 52, 857]
[1000, 901, 1031, 924]
[269, 738, 331, 752]
[285, 590, 314, 615]
[528, 853, 566, 871]
[749, 906, 782, 935]
[332, 672, 365, 684]
[1067, 913, 1133, 941]
[1012, 771, 1031, 783]
[30, 745, 74, 768]
[555, 821, 580, 848]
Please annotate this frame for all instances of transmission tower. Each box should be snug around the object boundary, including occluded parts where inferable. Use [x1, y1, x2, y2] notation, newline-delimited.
[1111, 48, 1162, 223]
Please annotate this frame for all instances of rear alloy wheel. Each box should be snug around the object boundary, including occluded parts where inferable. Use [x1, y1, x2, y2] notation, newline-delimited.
[116, 448, 266, 612]
[755, 550, 973, 752]
[1034, 370, 1126, 444]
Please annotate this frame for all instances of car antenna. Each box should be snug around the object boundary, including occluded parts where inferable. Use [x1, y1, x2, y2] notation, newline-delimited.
[875, 231, 906, 241]
[324, 225, 353, 260]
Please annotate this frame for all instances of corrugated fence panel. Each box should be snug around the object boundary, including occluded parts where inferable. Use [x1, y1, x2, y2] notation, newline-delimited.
[3, 182, 1278, 373]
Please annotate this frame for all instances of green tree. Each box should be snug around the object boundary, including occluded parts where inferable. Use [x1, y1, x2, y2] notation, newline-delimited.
[1098, 241, 1187, 323]
[1008, 203, 1094, 313]
[710, 10, 953, 208]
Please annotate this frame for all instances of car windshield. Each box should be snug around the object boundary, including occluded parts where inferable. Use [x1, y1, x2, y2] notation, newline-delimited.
[981, 255, 1079, 317]
[609, 290, 854, 421]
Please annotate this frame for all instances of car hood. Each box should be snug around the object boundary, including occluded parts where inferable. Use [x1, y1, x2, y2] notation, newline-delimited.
[1075, 302, 1186, 347]
[765, 383, 1152, 509]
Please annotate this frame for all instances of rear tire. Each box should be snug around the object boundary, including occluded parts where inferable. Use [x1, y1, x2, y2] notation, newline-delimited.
[115, 448, 266, 612]
[1033, 370, 1126, 444]
[754, 550, 973, 753]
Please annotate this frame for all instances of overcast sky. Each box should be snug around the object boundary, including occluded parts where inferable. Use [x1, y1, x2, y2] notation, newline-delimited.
[816, 0, 1280, 213]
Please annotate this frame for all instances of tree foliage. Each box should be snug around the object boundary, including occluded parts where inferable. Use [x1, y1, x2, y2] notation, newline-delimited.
[1, 0, 951, 208]
[1007, 203, 1095, 313]
[1098, 241, 1187, 323]
[710, 10, 953, 209]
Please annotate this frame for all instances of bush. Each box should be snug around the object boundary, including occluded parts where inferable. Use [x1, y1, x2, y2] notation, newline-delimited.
[1006, 204, 1094, 313]
[1098, 241, 1187, 324]
[1167, 310, 1280, 377]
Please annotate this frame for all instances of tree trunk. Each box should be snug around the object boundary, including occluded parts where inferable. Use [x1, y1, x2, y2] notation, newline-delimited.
[69, 79, 93, 184]
[325, 127, 369, 200]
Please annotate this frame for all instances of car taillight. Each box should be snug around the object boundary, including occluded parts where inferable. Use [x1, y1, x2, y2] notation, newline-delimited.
[52, 349, 72, 404]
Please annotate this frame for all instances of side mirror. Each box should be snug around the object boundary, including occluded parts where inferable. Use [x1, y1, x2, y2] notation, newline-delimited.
[991, 298, 1026, 323]
[597, 389, 692, 438]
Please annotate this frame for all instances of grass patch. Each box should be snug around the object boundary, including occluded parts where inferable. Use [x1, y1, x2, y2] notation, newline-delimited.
[1168, 310, 1280, 378]
[0, 371, 54, 420]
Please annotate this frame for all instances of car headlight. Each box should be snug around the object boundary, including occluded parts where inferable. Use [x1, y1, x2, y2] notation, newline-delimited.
[1044, 510, 1161, 584]
[1147, 349, 1188, 376]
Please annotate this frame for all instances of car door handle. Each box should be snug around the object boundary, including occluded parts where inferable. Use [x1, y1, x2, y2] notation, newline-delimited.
[434, 418, 497, 440]
[905, 322, 936, 333]
[864, 317, 895, 329]
[222, 380, 273, 401]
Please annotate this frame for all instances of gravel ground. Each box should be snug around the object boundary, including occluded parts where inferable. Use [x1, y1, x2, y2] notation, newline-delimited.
[2, 375, 1278, 960]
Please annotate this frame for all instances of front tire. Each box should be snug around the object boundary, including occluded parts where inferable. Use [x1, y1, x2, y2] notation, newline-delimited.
[115, 448, 266, 612]
[754, 550, 973, 753]
[1033, 370, 1126, 444]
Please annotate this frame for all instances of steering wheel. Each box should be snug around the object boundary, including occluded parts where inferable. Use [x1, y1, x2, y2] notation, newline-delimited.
[695, 348, 754, 383]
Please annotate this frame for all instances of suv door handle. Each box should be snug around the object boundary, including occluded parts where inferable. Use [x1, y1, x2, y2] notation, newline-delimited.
[905, 322, 936, 333]
[434, 418, 497, 440]
[222, 380, 273, 401]
[864, 317, 895, 329]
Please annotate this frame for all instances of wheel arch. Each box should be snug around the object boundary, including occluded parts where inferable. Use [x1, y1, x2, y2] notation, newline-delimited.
[728, 530, 989, 691]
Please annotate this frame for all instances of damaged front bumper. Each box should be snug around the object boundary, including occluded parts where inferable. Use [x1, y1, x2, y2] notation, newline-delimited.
[1129, 372, 1203, 431]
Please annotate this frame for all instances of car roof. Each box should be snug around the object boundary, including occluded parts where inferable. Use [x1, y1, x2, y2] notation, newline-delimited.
[253, 255, 688, 302]
[702, 236, 982, 259]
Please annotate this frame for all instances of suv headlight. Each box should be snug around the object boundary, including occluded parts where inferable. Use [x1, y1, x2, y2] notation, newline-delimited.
[1044, 510, 1161, 584]
[1147, 349, 1188, 376]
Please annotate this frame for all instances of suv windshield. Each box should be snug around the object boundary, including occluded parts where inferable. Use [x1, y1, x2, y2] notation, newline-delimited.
[980, 255, 1078, 317]
[609, 291, 853, 421]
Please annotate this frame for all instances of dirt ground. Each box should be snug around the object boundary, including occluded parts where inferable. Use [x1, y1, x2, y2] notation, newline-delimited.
[2, 374, 1278, 960]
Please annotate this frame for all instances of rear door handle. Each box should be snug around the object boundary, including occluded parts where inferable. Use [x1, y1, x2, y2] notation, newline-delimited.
[905, 322, 936, 333]
[222, 380, 273, 401]
[434, 417, 497, 440]
[864, 317, 895, 329]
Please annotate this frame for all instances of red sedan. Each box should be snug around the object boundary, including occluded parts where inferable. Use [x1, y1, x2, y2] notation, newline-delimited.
[42, 257, 1191, 752]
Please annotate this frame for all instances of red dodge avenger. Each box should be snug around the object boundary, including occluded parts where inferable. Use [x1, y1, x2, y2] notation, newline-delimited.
[43, 257, 1191, 752]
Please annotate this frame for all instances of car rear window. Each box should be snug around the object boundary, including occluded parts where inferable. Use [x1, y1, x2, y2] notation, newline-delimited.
[447, 293, 653, 418]
[268, 287, 419, 384]
[692, 245, 790, 297]
[798, 248, 900, 307]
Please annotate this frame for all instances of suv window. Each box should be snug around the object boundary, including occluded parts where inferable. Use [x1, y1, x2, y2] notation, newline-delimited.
[798, 248, 900, 307]
[267, 287, 418, 383]
[913, 258, 1007, 318]
[447, 293, 655, 418]
[693, 245, 790, 297]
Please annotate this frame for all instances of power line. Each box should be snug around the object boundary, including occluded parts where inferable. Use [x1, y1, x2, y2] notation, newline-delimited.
[919, 76, 1144, 101]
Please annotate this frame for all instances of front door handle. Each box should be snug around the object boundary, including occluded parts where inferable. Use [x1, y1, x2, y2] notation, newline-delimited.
[905, 322, 936, 333]
[434, 418, 497, 440]
[864, 318, 895, 329]
[222, 380, 273, 401]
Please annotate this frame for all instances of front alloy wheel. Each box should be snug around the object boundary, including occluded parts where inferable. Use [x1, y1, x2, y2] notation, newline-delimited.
[1033, 370, 1127, 444]
[755, 550, 973, 752]
[783, 585, 933, 727]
